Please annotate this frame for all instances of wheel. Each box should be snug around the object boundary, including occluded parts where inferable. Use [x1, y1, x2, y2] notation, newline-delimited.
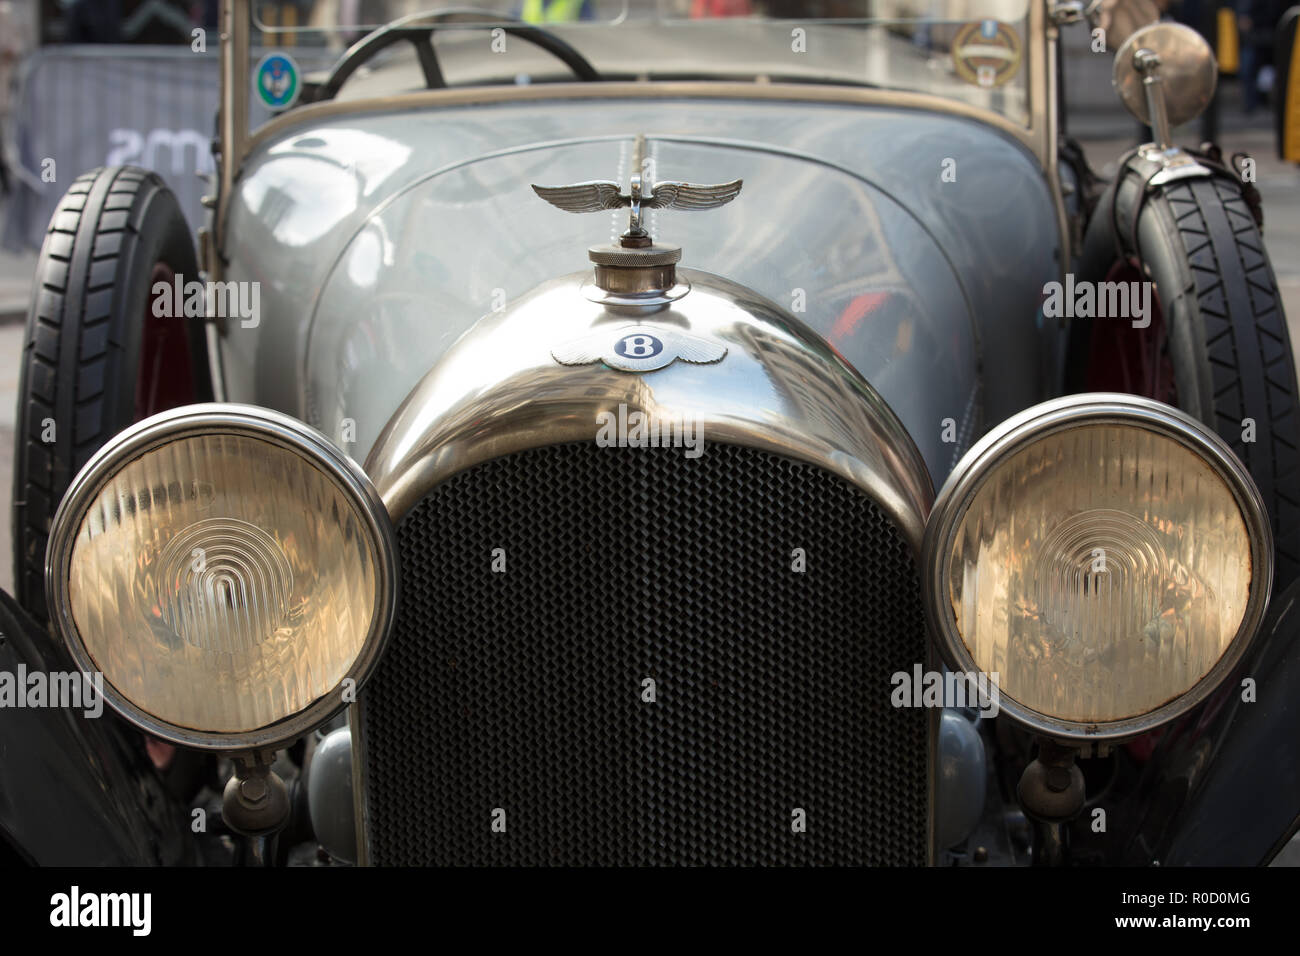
[1069, 167, 1300, 589]
[12, 166, 212, 622]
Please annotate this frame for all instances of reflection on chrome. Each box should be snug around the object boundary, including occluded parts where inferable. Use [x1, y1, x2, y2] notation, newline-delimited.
[366, 269, 935, 552]
[68, 433, 378, 734]
[949, 423, 1251, 723]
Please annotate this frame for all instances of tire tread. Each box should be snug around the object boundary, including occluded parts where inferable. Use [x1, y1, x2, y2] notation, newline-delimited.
[1161, 176, 1300, 585]
[11, 166, 208, 621]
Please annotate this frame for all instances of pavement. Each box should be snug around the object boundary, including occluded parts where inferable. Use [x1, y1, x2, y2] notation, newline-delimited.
[0, 221, 29, 598]
[0, 247, 36, 323]
[0, 317, 18, 600]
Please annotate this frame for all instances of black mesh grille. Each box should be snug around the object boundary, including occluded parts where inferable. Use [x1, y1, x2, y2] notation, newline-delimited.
[360, 442, 929, 865]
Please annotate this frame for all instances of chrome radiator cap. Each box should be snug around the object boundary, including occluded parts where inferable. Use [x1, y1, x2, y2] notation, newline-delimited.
[366, 139, 933, 551]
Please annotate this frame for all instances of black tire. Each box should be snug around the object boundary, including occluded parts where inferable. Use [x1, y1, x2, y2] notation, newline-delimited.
[12, 166, 212, 622]
[1072, 171, 1300, 589]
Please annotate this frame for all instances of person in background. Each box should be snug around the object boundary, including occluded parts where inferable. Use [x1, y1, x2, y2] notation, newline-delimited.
[1238, 0, 1286, 113]
[65, 0, 194, 43]
[520, 0, 594, 22]
[1166, 0, 1217, 138]
[691, 0, 754, 15]
[0, 0, 32, 195]
[195, 0, 219, 30]
[1239, 0, 1261, 112]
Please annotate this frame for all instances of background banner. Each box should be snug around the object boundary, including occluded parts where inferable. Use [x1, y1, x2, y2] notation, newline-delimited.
[3, 45, 334, 251]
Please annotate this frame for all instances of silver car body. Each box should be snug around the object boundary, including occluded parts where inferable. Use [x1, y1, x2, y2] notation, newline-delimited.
[219, 92, 1061, 487]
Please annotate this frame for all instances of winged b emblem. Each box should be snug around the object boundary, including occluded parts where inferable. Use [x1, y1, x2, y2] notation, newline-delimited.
[553, 325, 728, 373]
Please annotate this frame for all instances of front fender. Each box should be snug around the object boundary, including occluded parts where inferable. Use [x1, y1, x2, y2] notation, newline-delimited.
[1123, 579, 1300, 865]
[0, 590, 194, 865]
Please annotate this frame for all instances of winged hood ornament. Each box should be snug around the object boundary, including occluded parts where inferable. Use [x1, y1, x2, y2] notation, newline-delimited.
[529, 136, 740, 364]
[530, 135, 742, 304]
[531, 135, 742, 241]
[532, 178, 743, 234]
[533, 179, 743, 213]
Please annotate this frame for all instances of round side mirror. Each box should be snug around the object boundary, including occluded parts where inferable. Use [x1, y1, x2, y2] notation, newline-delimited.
[1113, 22, 1218, 128]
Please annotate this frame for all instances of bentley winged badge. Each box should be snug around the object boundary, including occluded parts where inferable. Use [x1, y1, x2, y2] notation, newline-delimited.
[532, 135, 742, 240]
[531, 135, 739, 371]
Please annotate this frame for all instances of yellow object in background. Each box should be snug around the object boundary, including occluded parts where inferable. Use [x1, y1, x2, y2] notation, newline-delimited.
[1218, 7, 1239, 74]
[522, 0, 586, 22]
[1286, 20, 1300, 162]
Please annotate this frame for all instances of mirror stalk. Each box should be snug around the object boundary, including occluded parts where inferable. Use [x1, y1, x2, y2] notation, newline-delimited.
[1135, 49, 1173, 149]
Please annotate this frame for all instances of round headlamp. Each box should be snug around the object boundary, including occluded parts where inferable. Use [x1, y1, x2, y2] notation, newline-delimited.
[47, 404, 397, 751]
[924, 394, 1271, 742]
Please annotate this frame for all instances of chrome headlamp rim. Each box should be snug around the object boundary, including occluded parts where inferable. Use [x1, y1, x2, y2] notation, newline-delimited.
[923, 393, 1273, 743]
[46, 403, 399, 753]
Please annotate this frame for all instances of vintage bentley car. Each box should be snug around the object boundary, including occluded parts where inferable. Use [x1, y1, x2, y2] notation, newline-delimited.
[4, 0, 1299, 867]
